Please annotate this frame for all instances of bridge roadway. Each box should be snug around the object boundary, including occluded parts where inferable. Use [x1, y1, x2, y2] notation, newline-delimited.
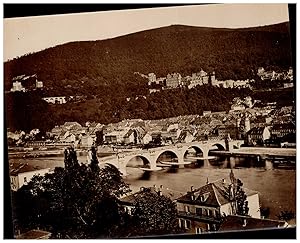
[98, 139, 244, 175]
[210, 147, 296, 158]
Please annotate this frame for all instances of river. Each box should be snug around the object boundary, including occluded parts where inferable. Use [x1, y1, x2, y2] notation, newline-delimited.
[9, 153, 296, 222]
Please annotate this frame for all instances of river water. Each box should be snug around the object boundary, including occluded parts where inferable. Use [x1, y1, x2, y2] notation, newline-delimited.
[9, 154, 296, 222]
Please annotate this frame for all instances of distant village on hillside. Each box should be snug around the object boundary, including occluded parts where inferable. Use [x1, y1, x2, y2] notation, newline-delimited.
[8, 67, 294, 106]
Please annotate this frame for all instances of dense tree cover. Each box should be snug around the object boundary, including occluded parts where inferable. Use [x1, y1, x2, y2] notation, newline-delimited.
[4, 23, 292, 93]
[111, 188, 181, 238]
[12, 147, 131, 238]
[130, 189, 180, 236]
[5, 83, 295, 133]
[11, 148, 182, 238]
[5, 85, 253, 132]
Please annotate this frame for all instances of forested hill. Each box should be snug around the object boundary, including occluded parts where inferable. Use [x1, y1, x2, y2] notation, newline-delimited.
[4, 22, 294, 132]
[4, 22, 292, 94]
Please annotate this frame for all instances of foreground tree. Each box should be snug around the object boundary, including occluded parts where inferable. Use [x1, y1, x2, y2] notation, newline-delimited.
[112, 187, 180, 237]
[226, 170, 249, 216]
[13, 147, 130, 239]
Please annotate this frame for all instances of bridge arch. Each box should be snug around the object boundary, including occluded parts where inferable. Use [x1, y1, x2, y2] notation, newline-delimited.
[154, 149, 180, 164]
[101, 161, 119, 170]
[183, 145, 204, 155]
[125, 154, 152, 168]
[210, 143, 226, 151]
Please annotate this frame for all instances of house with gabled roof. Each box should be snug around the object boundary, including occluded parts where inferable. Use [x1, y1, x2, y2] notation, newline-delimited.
[123, 129, 136, 144]
[247, 126, 271, 146]
[177, 130, 195, 143]
[10, 163, 51, 191]
[175, 172, 260, 234]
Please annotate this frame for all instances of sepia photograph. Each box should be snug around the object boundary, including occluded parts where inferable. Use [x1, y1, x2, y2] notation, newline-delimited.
[3, 3, 296, 239]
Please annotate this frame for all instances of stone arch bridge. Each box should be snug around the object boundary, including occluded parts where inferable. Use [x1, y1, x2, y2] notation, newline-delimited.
[99, 140, 244, 176]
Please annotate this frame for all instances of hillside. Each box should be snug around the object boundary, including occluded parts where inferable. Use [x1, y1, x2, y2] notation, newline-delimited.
[4, 22, 294, 132]
[4, 22, 292, 94]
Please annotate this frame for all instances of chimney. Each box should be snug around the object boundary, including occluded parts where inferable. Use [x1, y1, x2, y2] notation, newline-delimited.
[191, 186, 194, 192]
[222, 179, 226, 184]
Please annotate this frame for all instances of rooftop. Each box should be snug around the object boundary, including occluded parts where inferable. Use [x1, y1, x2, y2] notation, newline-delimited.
[219, 215, 287, 232]
[176, 177, 258, 207]
[10, 163, 49, 176]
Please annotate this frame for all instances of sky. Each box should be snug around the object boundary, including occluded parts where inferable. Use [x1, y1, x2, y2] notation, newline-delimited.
[4, 4, 290, 61]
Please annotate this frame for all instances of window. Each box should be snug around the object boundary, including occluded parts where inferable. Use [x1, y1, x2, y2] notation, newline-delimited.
[196, 207, 202, 216]
[178, 219, 182, 228]
[207, 224, 210, 231]
[24, 177, 27, 183]
[179, 219, 186, 229]
[185, 220, 191, 229]
[195, 227, 202, 234]
[185, 205, 190, 213]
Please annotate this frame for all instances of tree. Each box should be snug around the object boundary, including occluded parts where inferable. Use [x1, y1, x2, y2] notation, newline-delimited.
[87, 146, 99, 172]
[95, 130, 104, 145]
[13, 147, 130, 239]
[122, 188, 180, 237]
[227, 170, 249, 216]
[277, 210, 295, 222]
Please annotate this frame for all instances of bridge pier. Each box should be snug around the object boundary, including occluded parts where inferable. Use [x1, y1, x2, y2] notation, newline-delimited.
[199, 147, 210, 159]
[229, 157, 236, 169]
[203, 159, 211, 168]
[118, 161, 128, 176]
[265, 159, 273, 170]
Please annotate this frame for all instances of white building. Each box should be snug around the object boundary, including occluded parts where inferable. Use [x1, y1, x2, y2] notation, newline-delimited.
[42, 96, 67, 104]
[10, 164, 51, 191]
[142, 133, 152, 144]
[10, 81, 26, 92]
[176, 173, 261, 234]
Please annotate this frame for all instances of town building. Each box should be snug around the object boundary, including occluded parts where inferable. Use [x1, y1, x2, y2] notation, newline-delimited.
[10, 163, 51, 191]
[271, 123, 296, 139]
[231, 103, 246, 111]
[42, 96, 67, 104]
[213, 125, 239, 140]
[246, 126, 271, 146]
[123, 129, 137, 144]
[141, 132, 152, 145]
[10, 81, 26, 92]
[283, 82, 294, 88]
[10, 74, 43, 92]
[175, 173, 260, 234]
[79, 134, 94, 148]
[104, 129, 129, 144]
[36, 79, 44, 88]
[119, 185, 181, 215]
[166, 73, 182, 88]
[178, 130, 195, 143]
